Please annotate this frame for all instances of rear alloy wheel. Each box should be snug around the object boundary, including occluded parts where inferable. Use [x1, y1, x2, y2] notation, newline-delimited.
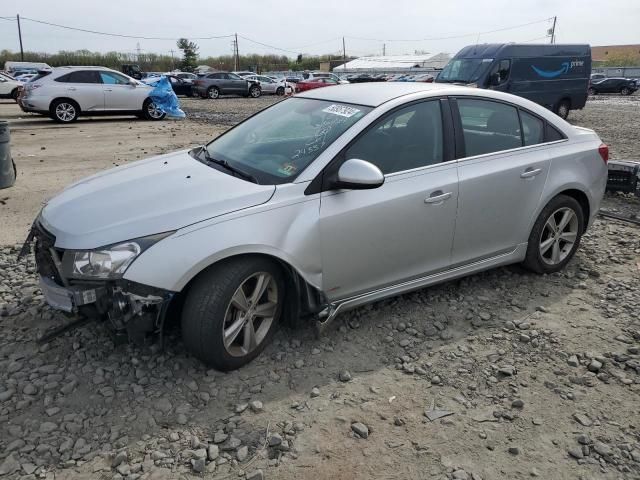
[621, 87, 631, 96]
[207, 86, 220, 99]
[181, 257, 284, 370]
[249, 85, 261, 98]
[142, 99, 165, 120]
[523, 195, 584, 274]
[50, 99, 79, 123]
[555, 100, 570, 120]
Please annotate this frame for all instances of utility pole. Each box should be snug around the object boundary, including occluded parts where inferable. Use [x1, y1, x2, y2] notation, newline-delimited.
[383, 43, 386, 56]
[136, 42, 141, 63]
[170, 49, 175, 70]
[234, 33, 240, 71]
[16, 14, 24, 61]
[550, 16, 557, 44]
[342, 37, 346, 65]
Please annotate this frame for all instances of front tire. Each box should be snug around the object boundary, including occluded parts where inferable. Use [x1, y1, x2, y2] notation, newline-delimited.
[522, 195, 584, 274]
[11, 88, 19, 102]
[276, 86, 285, 96]
[182, 257, 285, 371]
[50, 99, 79, 123]
[142, 99, 165, 121]
[249, 85, 261, 98]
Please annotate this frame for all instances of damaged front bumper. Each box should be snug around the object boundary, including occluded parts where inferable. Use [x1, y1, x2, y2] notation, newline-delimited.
[27, 221, 174, 343]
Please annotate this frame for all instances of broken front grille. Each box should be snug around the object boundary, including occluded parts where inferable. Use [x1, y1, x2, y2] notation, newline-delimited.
[34, 223, 64, 285]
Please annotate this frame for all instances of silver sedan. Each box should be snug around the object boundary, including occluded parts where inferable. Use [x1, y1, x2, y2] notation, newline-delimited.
[245, 75, 287, 95]
[31, 83, 608, 370]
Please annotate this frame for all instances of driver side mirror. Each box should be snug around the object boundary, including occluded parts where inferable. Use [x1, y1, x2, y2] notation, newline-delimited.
[335, 159, 385, 190]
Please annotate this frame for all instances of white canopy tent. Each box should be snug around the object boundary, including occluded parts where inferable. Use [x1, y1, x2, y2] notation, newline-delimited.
[334, 53, 450, 72]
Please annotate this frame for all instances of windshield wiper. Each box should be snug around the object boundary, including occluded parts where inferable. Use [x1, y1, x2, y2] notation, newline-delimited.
[197, 146, 259, 184]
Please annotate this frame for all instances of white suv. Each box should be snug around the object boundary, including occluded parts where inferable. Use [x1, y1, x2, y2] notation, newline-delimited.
[19, 66, 165, 123]
[0, 72, 22, 101]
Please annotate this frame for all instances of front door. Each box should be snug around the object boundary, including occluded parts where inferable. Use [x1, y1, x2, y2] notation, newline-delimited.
[451, 97, 551, 265]
[99, 71, 141, 110]
[319, 100, 458, 301]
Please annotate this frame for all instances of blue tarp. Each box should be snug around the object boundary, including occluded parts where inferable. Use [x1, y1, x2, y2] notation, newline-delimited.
[143, 76, 185, 119]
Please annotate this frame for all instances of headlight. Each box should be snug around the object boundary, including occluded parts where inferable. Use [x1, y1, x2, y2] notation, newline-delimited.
[72, 242, 141, 279]
[61, 232, 174, 280]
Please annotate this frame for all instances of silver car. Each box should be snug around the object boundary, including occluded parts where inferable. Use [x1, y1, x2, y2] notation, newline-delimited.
[28, 83, 608, 370]
[246, 75, 287, 96]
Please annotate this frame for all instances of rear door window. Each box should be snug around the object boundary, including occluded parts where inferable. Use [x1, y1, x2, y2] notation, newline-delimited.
[67, 71, 101, 83]
[457, 98, 522, 157]
[519, 110, 544, 146]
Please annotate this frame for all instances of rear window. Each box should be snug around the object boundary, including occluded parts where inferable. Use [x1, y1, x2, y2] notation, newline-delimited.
[30, 70, 52, 82]
[545, 123, 565, 142]
[55, 71, 101, 83]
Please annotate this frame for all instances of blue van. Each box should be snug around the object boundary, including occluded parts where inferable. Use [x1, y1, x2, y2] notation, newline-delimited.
[436, 43, 591, 119]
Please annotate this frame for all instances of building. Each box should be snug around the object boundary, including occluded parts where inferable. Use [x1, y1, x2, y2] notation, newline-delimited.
[333, 53, 450, 73]
[591, 44, 640, 65]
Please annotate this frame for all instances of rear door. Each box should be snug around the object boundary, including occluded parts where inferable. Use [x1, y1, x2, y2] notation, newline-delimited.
[450, 97, 551, 265]
[55, 70, 104, 111]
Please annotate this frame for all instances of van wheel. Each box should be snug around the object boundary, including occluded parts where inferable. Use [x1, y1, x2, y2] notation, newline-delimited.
[522, 195, 584, 274]
[181, 257, 285, 371]
[555, 100, 570, 120]
[50, 99, 80, 123]
[142, 99, 165, 120]
[587, 87, 596, 96]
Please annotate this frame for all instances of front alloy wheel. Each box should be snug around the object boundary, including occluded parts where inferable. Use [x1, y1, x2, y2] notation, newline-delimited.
[181, 257, 284, 370]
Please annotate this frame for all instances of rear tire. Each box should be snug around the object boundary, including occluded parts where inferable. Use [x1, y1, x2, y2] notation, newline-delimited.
[587, 87, 596, 96]
[555, 99, 570, 120]
[181, 257, 285, 371]
[621, 87, 631, 96]
[522, 195, 584, 274]
[50, 99, 80, 123]
[207, 86, 220, 99]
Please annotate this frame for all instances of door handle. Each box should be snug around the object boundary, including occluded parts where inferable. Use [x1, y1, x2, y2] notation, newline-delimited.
[104, 88, 113, 92]
[424, 191, 452, 204]
[67, 87, 76, 91]
[520, 168, 542, 179]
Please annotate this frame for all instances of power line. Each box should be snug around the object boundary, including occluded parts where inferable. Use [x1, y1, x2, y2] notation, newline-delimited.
[237, 35, 298, 55]
[345, 17, 553, 43]
[17, 16, 234, 41]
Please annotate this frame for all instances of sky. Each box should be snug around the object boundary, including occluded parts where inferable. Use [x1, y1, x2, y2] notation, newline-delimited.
[1, 0, 639, 59]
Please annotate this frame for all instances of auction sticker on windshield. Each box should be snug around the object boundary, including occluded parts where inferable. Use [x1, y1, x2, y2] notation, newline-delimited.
[322, 104, 361, 118]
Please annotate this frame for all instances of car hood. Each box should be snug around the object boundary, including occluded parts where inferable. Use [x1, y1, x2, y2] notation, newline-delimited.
[40, 150, 275, 249]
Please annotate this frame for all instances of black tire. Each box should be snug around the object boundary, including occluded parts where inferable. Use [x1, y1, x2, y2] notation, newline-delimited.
[555, 99, 570, 120]
[49, 99, 80, 123]
[249, 85, 261, 98]
[587, 87, 596, 96]
[142, 99, 166, 121]
[522, 195, 584, 274]
[621, 87, 631, 96]
[207, 86, 220, 99]
[276, 86, 285, 96]
[182, 257, 285, 371]
[10, 88, 19, 102]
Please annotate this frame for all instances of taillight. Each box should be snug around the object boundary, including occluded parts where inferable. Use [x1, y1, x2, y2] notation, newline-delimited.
[598, 143, 609, 164]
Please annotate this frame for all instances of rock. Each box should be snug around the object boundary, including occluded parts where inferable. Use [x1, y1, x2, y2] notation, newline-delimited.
[508, 446, 520, 455]
[268, 433, 282, 447]
[246, 469, 264, 480]
[5, 439, 25, 453]
[39, 422, 58, 433]
[593, 441, 612, 457]
[587, 360, 602, 372]
[311, 387, 320, 398]
[452, 470, 469, 480]
[249, 400, 263, 412]
[237, 446, 249, 462]
[351, 422, 369, 439]
[572, 413, 592, 427]
[567, 355, 580, 367]
[235, 403, 249, 414]
[511, 399, 524, 409]
[176, 413, 188, 425]
[155, 398, 172, 413]
[0, 389, 15, 402]
[116, 463, 131, 476]
[568, 447, 583, 459]
[576, 434, 590, 445]
[207, 444, 219, 461]
[339, 370, 352, 382]
[112, 450, 128, 468]
[294, 359, 304, 368]
[214, 431, 228, 444]
[0, 454, 20, 476]
[192, 458, 205, 473]
[498, 365, 516, 376]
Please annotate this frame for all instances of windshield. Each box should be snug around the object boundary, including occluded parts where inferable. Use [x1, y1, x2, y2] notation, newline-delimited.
[436, 58, 494, 83]
[205, 98, 371, 184]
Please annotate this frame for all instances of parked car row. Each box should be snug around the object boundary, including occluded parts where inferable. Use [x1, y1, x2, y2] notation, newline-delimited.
[588, 77, 638, 96]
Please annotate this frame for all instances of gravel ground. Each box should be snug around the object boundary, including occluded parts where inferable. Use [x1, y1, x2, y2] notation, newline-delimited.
[1, 94, 639, 480]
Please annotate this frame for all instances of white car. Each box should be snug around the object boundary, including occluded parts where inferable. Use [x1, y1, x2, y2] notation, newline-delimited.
[19, 66, 165, 123]
[0, 72, 22, 101]
[302, 71, 349, 84]
[245, 75, 289, 95]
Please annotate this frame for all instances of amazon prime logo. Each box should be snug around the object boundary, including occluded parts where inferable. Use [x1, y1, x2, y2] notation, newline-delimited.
[531, 59, 584, 79]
